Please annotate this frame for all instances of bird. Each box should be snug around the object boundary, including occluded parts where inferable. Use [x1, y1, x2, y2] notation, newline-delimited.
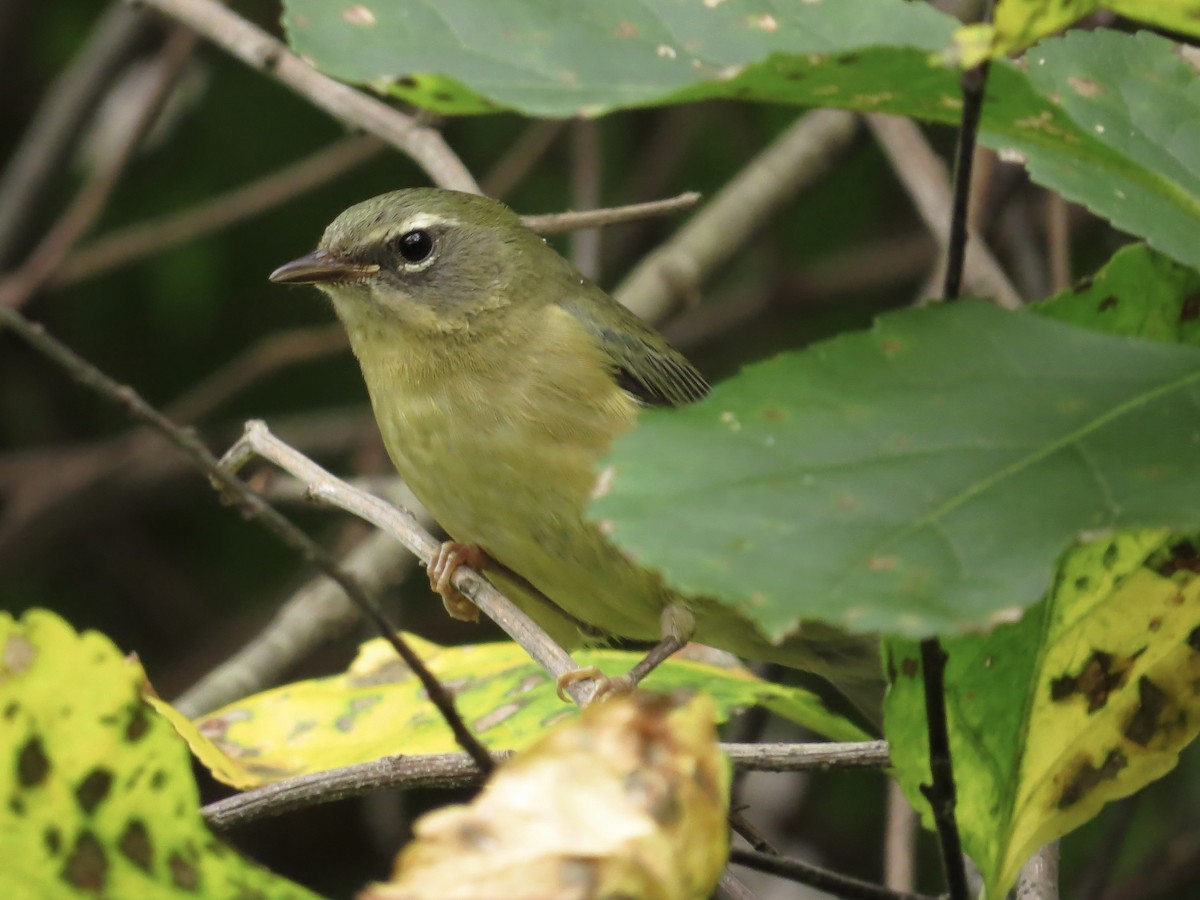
[270, 188, 881, 716]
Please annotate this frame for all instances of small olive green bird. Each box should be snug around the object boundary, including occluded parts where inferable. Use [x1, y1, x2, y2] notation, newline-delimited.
[271, 188, 881, 714]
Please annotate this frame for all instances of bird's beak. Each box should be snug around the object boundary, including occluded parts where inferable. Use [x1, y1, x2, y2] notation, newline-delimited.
[268, 249, 380, 285]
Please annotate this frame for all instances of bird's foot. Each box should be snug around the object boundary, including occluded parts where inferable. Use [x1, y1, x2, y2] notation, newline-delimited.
[556, 604, 696, 704]
[428, 541, 491, 623]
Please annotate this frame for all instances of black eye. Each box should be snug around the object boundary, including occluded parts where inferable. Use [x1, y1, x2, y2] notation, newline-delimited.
[393, 229, 434, 264]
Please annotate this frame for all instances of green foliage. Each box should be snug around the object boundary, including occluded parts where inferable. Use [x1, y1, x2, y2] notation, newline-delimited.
[593, 294, 1200, 638]
[0, 609, 319, 900]
[285, 1, 1200, 272]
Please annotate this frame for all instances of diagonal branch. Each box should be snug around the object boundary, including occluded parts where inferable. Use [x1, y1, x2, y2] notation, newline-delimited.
[132, 0, 478, 193]
[0, 27, 198, 311]
[0, 302, 495, 774]
[220, 420, 599, 707]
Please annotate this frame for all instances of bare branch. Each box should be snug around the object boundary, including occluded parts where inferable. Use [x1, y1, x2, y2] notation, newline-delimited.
[1016, 842, 1060, 900]
[132, 0, 478, 193]
[0, 28, 198, 310]
[0, 303, 494, 774]
[201, 740, 889, 831]
[885, 779, 918, 893]
[569, 118, 603, 279]
[56, 136, 385, 286]
[865, 114, 1022, 309]
[220, 421, 599, 707]
[614, 109, 859, 321]
[0, 3, 154, 263]
[730, 848, 933, 900]
[521, 191, 701, 235]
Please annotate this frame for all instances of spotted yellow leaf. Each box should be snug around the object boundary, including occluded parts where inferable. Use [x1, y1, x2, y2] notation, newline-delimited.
[886, 530, 1200, 898]
[151, 634, 868, 790]
[0, 609, 319, 900]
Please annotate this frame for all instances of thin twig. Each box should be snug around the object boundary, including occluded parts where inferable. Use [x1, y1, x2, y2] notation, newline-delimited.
[55, 135, 385, 286]
[200, 740, 890, 831]
[1015, 842, 1060, 900]
[569, 118, 602, 279]
[728, 808, 782, 856]
[221, 420, 600, 707]
[1045, 193, 1071, 293]
[885, 778, 918, 893]
[717, 870, 759, 900]
[918, 640, 969, 900]
[132, 0, 478, 193]
[202, 752, 511, 831]
[865, 114, 1020, 309]
[0, 28, 198, 311]
[942, 62, 991, 303]
[730, 848, 934, 900]
[521, 192, 701, 235]
[0, 3, 154, 263]
[614, 109, 859, 321]
[0, 303, 494, 775]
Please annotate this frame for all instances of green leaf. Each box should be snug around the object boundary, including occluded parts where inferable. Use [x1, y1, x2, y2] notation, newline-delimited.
[884, 530, 1200, 899]
[283, 4, 1200, 274]
[282, 0, 955, 117]
[992, 30, 1200, 276]
[592, 299, 1200, 639]
[0, 609, 319, 900]
[1038, 243, 1200, 344]
[954, 0, 1200, 67]
[153, 634, 867, 789]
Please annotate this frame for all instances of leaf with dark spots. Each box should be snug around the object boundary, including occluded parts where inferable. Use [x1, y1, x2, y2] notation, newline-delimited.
[75, 768, 114, 815]
[17, 735, 49, 788]
[169, 852, 201, 891]
[1057, 749, 1128, 809]
[118, 819, 154, 873]
[61, 831, 108, 891]
[1123, 677, 1172, 746]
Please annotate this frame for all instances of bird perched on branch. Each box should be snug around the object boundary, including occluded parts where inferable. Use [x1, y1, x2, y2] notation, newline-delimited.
[271, 188, 881, 715]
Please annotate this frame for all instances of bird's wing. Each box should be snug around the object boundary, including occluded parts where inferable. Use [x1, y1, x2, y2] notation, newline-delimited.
[558, 291, 710, 408]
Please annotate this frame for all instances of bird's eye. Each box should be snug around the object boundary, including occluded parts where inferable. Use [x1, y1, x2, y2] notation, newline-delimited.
[392, 229, 434, 264]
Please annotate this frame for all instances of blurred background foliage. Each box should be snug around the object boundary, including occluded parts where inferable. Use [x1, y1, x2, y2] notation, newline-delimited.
[0, 1, 1185, 897]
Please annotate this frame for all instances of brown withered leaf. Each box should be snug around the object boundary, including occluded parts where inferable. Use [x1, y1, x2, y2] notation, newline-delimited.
[359, 692, 730, 900]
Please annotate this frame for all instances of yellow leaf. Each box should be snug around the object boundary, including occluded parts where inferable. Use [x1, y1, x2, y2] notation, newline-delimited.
[155, 635, 867, 790]
[0, 609, 318, 900]
[360, 692, 730, 900]
[949, 1, 1200, 66]
[886, 531, 1200, 897]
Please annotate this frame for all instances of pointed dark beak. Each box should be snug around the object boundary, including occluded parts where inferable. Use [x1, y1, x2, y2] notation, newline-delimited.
[268, 249, 380, 285]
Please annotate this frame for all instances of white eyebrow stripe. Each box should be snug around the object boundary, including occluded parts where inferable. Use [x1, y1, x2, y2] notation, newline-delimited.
[402, 214, 457, 231]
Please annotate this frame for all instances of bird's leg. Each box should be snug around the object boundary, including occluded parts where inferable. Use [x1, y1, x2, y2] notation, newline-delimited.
[428, 541, 491, 623]
[556, 603, 695, 704]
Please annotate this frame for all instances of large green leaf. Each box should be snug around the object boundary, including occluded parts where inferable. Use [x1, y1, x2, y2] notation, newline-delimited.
[0, 609, 319, 900]
[885, 530, 1200, 899]
[992, 30, 1200, 278]
[284, 2, 1200, 272]
[592, 298, 1200, 639]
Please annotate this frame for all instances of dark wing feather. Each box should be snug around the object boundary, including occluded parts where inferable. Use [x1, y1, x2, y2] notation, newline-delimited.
[559, 291, 709, 408]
